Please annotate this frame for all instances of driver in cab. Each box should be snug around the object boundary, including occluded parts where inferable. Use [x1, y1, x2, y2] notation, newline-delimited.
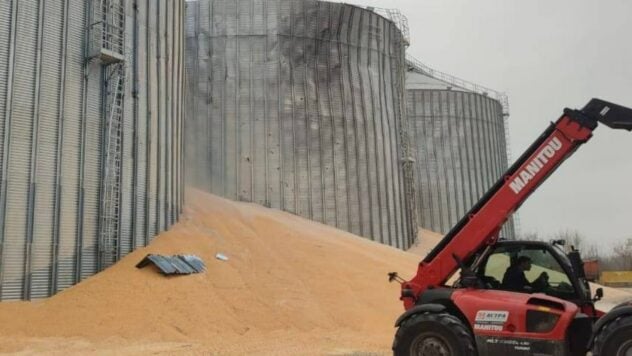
[502, 256, 549, 292]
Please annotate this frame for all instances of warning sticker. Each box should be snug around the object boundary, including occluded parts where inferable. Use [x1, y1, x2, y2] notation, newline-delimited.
[475, 310, 509, 324]
[474, 311, 509, 332]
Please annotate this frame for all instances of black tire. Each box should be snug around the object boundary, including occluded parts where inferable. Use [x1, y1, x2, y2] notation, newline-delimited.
[393, 312, 476, 356]
[592, 315, 632, 356]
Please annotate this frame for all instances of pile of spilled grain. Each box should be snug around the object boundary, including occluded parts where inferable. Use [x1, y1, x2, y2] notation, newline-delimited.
[0, 189, 420, 355]
[408, 229, 444, 257]
[0, 189, 628, 355]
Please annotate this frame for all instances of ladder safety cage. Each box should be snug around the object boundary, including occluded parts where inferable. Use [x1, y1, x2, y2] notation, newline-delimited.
[100, 62, 126, 268]
[86, 0, 127, 269]
[88, 0, 126, 64]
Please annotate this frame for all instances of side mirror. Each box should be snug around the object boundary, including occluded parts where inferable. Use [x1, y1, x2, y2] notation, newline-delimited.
[388, 272, 405, 284]
[593, 287, 604, 302]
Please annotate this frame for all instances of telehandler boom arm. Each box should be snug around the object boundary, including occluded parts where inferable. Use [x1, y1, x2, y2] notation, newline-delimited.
[401, 99, 632, 310]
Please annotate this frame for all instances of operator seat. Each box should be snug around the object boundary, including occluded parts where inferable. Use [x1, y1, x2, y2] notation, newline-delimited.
[480, 276, 501, 289]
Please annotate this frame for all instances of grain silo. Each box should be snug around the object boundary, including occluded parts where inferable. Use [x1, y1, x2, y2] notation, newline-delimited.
[406, 57, 516, 239]
[0, 0, 185, 300]
[184, 0, 417, 249]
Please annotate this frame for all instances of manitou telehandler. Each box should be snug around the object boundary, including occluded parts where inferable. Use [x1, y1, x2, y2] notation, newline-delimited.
[389, 99, 632, 355]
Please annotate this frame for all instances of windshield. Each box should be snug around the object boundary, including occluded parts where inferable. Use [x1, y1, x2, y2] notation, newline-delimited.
[477, 245, 578, 300]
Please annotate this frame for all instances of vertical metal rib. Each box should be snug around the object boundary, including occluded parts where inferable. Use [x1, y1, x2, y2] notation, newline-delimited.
[0, 1, 18, 299]
[50, 0, 71, 295]
[23, 0, 45, 300]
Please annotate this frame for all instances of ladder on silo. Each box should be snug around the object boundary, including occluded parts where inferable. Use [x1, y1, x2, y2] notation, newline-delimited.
[87, 0, 126, 269]
[100, 63, 125, 268]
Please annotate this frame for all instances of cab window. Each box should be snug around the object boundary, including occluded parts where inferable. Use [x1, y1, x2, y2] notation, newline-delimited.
[476, 245, 577, 300]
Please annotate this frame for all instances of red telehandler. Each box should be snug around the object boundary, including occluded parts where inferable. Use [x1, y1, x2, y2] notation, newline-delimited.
[390, 99, 632, 355]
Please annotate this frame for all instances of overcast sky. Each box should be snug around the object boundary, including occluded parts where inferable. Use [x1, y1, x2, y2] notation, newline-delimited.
[336, 0, 632, 250]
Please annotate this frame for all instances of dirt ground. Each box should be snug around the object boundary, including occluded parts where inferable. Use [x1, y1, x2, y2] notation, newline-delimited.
[0, 189, 629, 355]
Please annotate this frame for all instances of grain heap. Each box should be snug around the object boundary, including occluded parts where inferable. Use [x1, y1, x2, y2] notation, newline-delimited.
[0, 189, 628, 354]
[0, 189, 419, 355]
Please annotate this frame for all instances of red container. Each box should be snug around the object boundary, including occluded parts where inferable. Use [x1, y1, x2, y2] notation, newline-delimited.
[583, 259, 600, 282]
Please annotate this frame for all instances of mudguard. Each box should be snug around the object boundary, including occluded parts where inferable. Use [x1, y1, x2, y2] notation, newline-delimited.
[394, 303, 446, 327]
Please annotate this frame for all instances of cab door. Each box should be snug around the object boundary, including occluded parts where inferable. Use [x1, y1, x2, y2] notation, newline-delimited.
[475, 243, 580, 302]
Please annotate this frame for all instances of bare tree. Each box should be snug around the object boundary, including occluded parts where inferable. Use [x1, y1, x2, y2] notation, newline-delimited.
[515, 229, 600, 261]
[583, 244, 600, 259]
[517, 231, 542, 241]
[611, 238, 632, 270]
[552, 229, 585, 251]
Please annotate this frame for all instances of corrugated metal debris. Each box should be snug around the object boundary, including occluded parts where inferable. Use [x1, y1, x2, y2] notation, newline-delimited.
[136, 255, 206, 275]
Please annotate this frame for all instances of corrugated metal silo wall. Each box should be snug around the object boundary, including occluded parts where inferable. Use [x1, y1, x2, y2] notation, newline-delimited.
[0, 0, 184, 301]
[184, 0, 417, 249]
[407, 88, 516, 239]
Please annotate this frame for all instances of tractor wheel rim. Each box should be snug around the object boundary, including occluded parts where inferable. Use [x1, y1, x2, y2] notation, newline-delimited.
[617, 339, 632, 356]
[411, 334, 450, 356]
